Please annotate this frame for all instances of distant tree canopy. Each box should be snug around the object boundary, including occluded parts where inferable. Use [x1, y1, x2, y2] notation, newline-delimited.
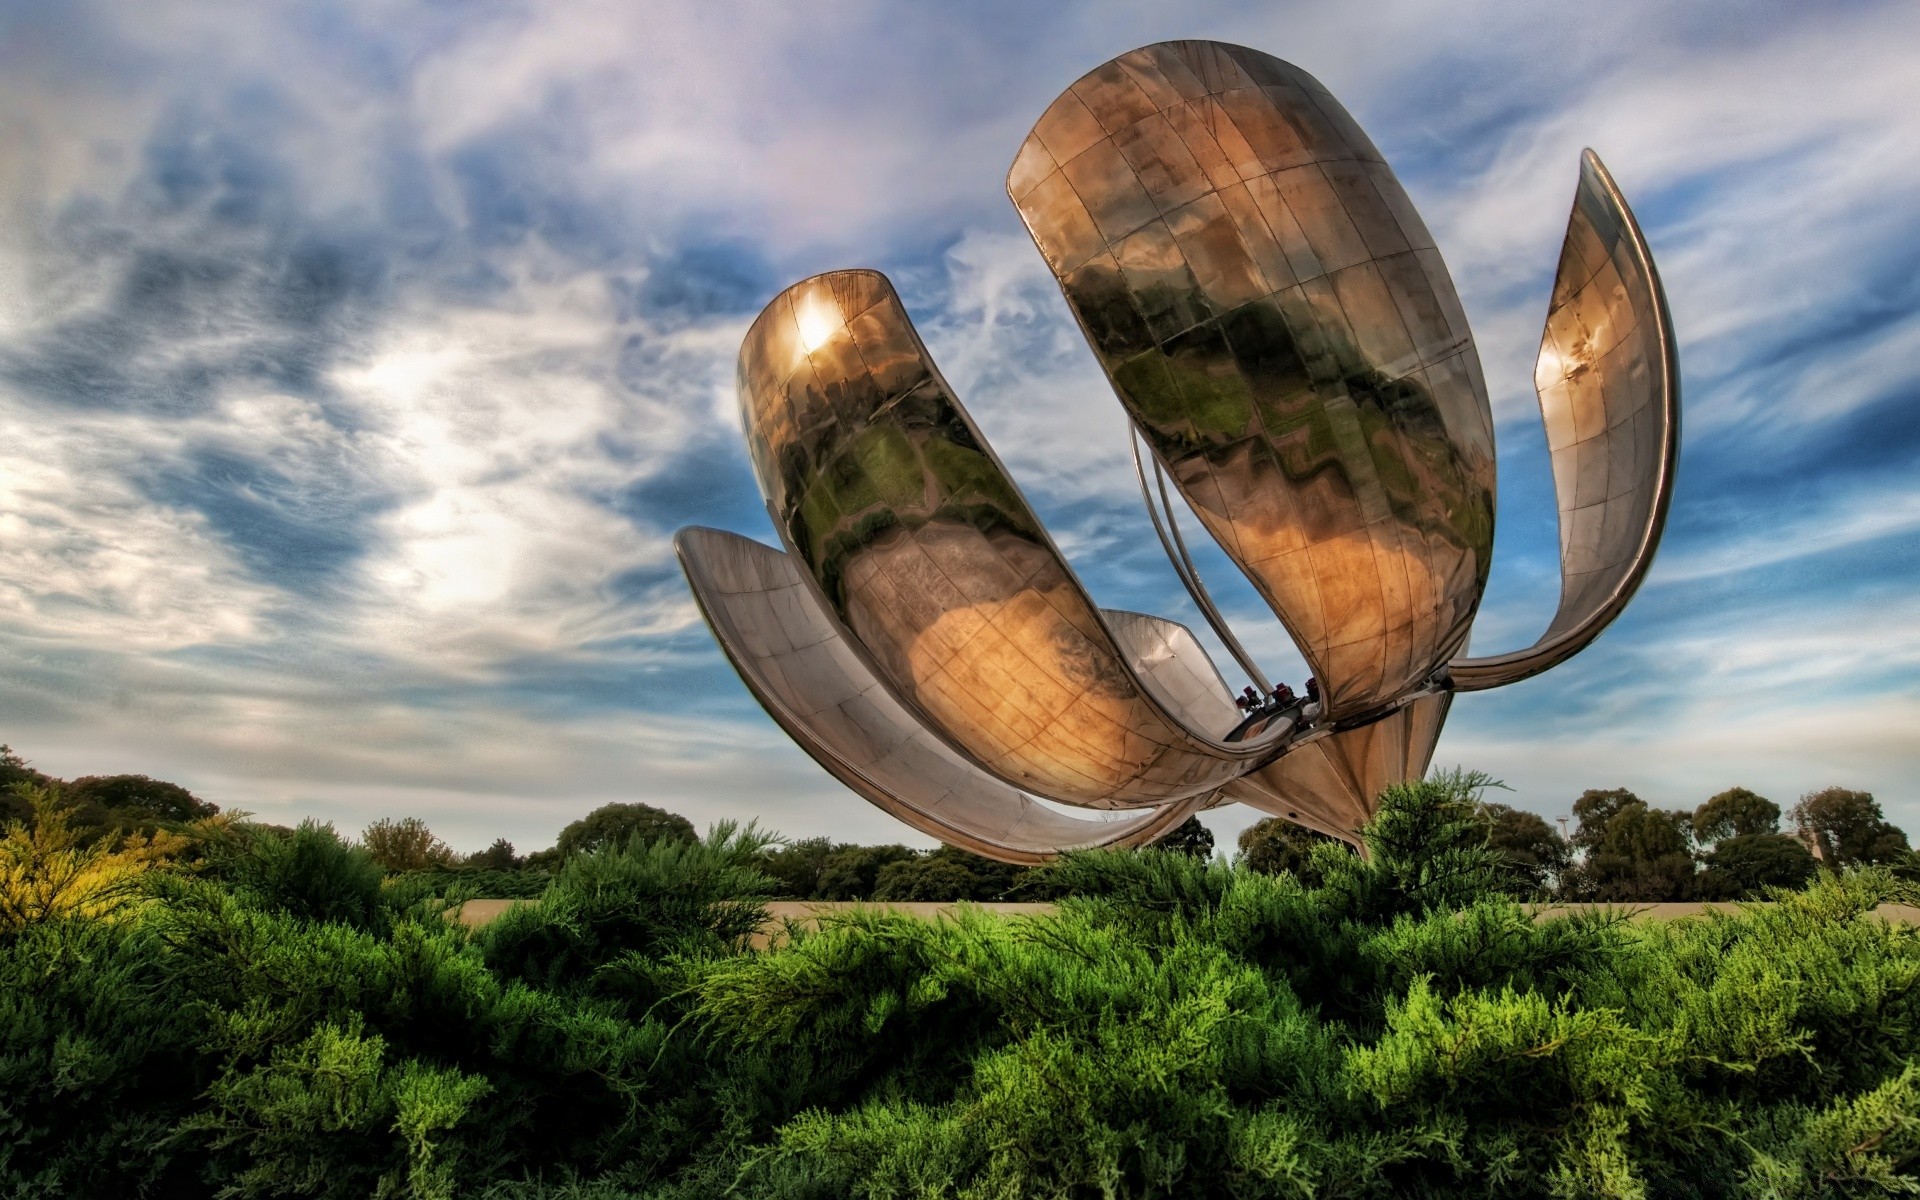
[1218, 778, 1901, 906]
[62, 775, 217, 824]
[1562, 795, 1697, 903]
[816, 843, 918, 900]
[0, 745, 50, 792]
[1237, 817, 1342, 883]
[757, 841, 1032, 903]
[1476, 802, 1570, 897]
[758, 836, 837, 898]
[466, 838, 521, 871]
[1793, 786, 1910, 868]
[1569, 787, 1643, 851]
[1158, 816, 1215, 860]
[0, 749, 219, 839]
[548, 801, 697, 862]
[2, 739, 1911, 910]
[361, 816, 455, 874]
[871, 848, 1011, 902]
[1694, 833, 1817, 900]
[1693, 787, 1781, 843]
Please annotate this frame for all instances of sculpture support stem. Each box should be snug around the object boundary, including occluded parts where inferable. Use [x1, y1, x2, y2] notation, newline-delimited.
[1130, 423, 1272, 695]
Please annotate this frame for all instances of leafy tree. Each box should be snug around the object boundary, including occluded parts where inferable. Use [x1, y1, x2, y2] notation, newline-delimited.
[1155, 815, 1215, 859]
[1694, 833, 1818, 899]
[816, 843, 918, 900]
[1693, 786, 1780, 843]
[1793, 786, 1910, 868]
[1562, 798, 1697, 901]
[62, 774, 217, 823]
[0, 786, 183, 931]
[0, 745, 51, 826]
[870, 854, 982, 902]
[546, 801, 697, 863]
[465, 838, 522, 871]
[759, 836, 837, 897]
[1476, 802, 1570, 897]
[1236, 817, 1340, 883]
[871, 847, 1028, 902]
[1569, 786, 1642, 850]
[362, 816, 456, 873]
[0, 744, 46, 788]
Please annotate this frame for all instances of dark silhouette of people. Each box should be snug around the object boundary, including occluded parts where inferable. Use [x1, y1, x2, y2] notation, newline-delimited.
[1271, 681, 1297, 707]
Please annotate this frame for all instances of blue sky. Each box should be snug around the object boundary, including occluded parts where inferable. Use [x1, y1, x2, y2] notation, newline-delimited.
[1, 0, 1916, 853]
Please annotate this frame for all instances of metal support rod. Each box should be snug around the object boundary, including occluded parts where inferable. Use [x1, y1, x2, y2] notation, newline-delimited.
[1128, 424, 1272, 694]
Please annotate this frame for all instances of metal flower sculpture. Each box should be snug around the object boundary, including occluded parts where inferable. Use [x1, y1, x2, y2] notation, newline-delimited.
[676, 40, 1678, 861]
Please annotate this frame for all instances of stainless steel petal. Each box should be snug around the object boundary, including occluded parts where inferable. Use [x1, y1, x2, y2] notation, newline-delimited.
[1222, 690, 1453, 844]
[737, 269, 1291, 810]
[1009, 40, 1497, 722]
[1100, 608, 1245, 736]
[677, 527, 1209, 862]
[1450, 150, 1679, 690]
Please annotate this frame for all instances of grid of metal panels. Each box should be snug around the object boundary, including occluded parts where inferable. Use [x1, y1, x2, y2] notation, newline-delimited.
[676, 528, 1211, 861]
[1008, 40, 1497, 722]
[1451, 149, 1680, 690]
[736, 269, 1294, 810]
[676, 40, 1680, 859]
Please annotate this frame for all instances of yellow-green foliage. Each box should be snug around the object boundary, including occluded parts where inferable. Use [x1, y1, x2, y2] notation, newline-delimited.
[0, 785, 184, 931]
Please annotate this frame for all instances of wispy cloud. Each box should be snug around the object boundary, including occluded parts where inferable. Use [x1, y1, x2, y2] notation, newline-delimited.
[0, 0, 1914, 851]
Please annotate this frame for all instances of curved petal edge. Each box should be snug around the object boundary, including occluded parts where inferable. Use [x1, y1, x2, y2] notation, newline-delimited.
[736, 267, 1291, 809]
[676, 527, 1208, 863]
[1449, 149, 1679, 691]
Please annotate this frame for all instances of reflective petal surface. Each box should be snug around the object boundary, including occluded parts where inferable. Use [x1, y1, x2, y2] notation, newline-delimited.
[1009, 40, 1497, 720]
[677, 527, 1209, 862]
[737, 269, 1291, 809]
[680, 43, 1682, 861]
[1450, 150, 1679, 689]
[1221, 691, 1453, 844]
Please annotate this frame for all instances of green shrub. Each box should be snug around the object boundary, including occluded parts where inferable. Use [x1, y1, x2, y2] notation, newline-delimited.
[5, 776, 1920, 1197]
[223, 819, 389, 932]
[479, 821, 775, 996]
[0, 917, 205, 1197]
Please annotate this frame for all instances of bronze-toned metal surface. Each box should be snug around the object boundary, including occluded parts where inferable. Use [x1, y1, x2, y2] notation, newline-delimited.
[1129, 423, 1271, 693]
[1450, 150, 1680, 690]
[676, 527, 1209, 862]
[1101, 607, 1246, 737]
[737, 269, 1293, 810]
[679, 41, 1682, 860]
[1008, 40, 1496, 722]
[1223, 690, 1453, 845]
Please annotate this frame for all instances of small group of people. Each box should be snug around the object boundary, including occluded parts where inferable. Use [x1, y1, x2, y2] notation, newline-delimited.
[1233, 676, 1319, 714]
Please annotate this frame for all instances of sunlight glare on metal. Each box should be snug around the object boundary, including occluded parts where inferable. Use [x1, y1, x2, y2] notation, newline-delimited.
[678, 42, 1681, 861]
[795, 292, 840, 354]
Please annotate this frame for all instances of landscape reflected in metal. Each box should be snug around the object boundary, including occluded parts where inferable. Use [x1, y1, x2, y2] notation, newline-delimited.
[677, 39, 1680, 859]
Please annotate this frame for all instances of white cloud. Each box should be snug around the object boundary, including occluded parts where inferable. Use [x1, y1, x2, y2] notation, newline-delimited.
[330, 271, 715, 671]
[0, 404, 282, 651]
[2, 0, 1917, 858]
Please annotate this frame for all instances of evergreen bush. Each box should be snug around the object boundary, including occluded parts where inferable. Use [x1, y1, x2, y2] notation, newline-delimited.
[4, 775, 1919, 1197]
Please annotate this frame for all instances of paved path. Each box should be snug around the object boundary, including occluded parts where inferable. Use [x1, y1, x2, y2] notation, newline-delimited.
[449, 898, 1920, 940]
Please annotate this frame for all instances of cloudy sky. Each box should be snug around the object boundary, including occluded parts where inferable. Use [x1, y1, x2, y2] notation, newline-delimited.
[2, 0, 1916, 853]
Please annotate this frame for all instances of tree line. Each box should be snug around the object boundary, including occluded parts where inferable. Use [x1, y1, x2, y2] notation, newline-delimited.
[5, 742, 1910, 907]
